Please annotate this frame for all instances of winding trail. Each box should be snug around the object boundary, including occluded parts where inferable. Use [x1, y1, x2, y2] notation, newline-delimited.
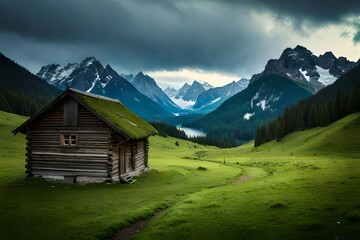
[109, 162, 267, 240]
[109, 208, 166, 240]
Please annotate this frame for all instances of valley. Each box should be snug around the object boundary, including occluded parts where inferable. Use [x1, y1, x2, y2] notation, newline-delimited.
[33, 45, 359, 147]
[177, 126, 206, 137]
[0, 110, 359, 240]
[1, 2, 360, 239]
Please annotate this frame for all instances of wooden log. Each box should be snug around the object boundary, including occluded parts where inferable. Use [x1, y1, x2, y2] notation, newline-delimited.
[31, 167, 107, 173]
[31, 158, 108, 164]
[32, 170, 107, 177]
[32, 164, 107, 170]
[31, 152, 108, 157]
[30, 156, 108, 162]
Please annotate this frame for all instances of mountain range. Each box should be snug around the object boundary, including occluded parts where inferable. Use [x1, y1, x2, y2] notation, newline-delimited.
[129, 72, 182, 114]
[250, 45, 358, 93]
[193, 78, 249, 113]
[184, 45, 359, 146]
[36, 57, 173, 121]
[164, 79, 250, 113]
[255, 64, 360, 146]
[37, 57, 244, 116]
[2, 44, 358, 147]
[185, 74, 312, 146]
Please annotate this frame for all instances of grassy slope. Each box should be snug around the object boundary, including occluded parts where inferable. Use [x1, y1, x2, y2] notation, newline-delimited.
[0, 110, 359, 240]
[0, 111, 28, 182]
[132, 113, 360, 240]
[0, 111, 241, 240]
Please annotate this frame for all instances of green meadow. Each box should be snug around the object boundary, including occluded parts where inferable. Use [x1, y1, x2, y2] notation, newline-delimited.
[0, 110, 359, 239]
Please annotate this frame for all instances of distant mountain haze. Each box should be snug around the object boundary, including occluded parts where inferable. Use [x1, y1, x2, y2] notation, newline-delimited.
[131, 72, 182, 113]
[193, 78, 249, 113]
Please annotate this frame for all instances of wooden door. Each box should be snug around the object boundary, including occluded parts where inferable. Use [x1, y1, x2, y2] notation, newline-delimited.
[119, 146, 126, 175]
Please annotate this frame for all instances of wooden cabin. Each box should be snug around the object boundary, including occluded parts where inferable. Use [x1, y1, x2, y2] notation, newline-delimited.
[13, 88, 157, 184]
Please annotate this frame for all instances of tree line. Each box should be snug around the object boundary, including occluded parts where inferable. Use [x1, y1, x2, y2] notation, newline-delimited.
[0, 52, 60, 116]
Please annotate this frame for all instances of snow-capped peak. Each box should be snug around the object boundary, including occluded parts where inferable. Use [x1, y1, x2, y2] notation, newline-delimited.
[79, 56, 97, 68]
[250, 45, 359, 93]
[197, 80, 213, 90]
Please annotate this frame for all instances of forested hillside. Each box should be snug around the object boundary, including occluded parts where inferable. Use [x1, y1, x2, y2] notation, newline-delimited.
[185, 74, 312, 147]
[255, 65, 360, 146]
[0, 53, 60, 116]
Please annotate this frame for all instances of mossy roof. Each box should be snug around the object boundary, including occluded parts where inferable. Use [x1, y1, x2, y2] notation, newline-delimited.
[72, 90, 157, 139]
[13, 89, 157, 139]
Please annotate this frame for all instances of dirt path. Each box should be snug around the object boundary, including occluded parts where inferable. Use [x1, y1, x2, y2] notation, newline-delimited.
[234, 175, 252, 184]
[109, 208, 166, 240]
[110, 174, 253, 240]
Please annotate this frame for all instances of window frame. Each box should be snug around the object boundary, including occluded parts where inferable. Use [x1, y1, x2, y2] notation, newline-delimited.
[60, 134, 78, 147]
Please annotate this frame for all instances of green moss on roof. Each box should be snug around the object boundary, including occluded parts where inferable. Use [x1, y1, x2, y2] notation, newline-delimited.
[74, 92, 157, 139]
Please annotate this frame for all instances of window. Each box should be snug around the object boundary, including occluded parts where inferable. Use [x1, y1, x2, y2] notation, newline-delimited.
[60, 134, 78, 146]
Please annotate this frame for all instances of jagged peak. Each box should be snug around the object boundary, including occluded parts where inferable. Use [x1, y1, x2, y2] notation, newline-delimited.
[64, 63, 77, 68]
[105, 64, 117, 73]
[192, 80, 201, 84]
[137, 71, 145, 77]
[42, 63, 60, 68]
[85, 56, 97, 61]
[294, 45, 308, 51]
[282, 45, 312, 56]
[133, 71, 159, 88]
[320, 51, 336, 60]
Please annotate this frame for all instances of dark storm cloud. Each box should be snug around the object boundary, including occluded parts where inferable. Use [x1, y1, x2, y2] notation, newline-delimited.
[0, 0, 358, 76]
[238, 0, 360, 24]
[1, 0, 278, 74]
[230, 0, 360, 37]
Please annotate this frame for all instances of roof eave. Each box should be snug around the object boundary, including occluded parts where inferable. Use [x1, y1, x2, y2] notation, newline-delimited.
[12, 89, 71, 135]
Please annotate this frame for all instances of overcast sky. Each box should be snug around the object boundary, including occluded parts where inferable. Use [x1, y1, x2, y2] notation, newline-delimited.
[0, 0, 359, 88]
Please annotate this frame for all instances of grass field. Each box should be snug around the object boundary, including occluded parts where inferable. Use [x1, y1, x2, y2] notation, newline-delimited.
[0, 110, 359, 239]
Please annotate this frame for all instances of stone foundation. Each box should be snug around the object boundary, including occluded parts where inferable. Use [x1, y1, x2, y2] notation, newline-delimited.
[75, 176, 107, 184]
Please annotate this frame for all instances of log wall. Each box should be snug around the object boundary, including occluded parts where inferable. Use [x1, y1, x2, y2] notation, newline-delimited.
[134, 140, 146, 172]
[26, 97, 110, 178]
[25, 95, 149, 182]
[109, 132, 148, 181]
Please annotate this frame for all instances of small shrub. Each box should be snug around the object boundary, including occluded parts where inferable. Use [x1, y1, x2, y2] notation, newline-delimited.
[175, 141, 179, 147]
[197, 166, 207, 171]
[195, 151, 206, 159]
